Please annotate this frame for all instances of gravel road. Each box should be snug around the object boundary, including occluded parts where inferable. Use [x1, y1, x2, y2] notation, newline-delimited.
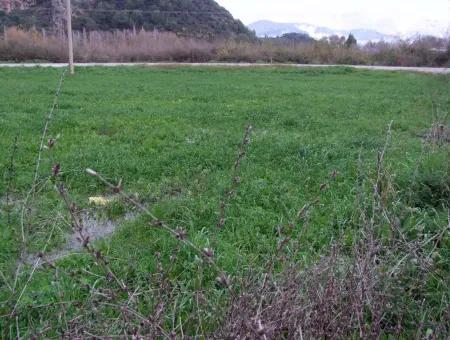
[0, 62, 448, 74]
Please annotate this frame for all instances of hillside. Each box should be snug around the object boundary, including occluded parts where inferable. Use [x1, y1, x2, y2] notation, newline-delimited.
[0, 0, 253, 38]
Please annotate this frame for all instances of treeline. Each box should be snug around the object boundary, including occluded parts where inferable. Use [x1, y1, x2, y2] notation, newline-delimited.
[0, 27, 449, 67]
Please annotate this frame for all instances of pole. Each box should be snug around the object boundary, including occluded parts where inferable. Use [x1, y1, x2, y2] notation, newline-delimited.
[66, 0, 74, 75]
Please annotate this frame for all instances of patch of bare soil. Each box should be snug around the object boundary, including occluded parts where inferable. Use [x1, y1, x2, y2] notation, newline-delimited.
[21, 212, 136, 266]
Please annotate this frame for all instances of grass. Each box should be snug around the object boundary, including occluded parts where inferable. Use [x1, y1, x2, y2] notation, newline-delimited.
[0, 66, 449, 337]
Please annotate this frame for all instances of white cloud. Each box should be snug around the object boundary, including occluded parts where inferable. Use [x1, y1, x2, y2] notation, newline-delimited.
[216, 0, 450, 35]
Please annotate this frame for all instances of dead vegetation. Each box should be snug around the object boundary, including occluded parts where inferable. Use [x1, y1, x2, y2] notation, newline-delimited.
[0, 27, 449, 66]
[217, 123, 449, 338]
[424, 123, 450, 145]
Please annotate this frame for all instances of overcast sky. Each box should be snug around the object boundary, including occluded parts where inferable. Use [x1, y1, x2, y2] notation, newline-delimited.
[216, 0, 450, 36]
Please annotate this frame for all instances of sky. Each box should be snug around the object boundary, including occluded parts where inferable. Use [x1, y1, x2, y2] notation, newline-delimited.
[216, 0, 450, 36]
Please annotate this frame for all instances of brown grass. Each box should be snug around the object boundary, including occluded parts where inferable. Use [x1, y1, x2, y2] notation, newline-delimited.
[1, 27, 449, 66]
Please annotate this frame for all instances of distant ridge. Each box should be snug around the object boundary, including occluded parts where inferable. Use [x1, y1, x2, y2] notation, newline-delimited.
[249, 20, 398, 44]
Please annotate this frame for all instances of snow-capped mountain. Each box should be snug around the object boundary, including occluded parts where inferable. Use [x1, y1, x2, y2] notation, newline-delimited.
[248, 20, 398, 44]
[247, 21, 303, 38]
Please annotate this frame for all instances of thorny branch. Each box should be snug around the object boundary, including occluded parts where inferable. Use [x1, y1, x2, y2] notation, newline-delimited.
[217, 124, 253, 229]
[20, 68, 68, 245]
[84, 168, 230, 285]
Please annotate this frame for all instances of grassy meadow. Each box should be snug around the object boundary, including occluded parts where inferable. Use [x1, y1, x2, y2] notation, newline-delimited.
[0, 66, 449, 337]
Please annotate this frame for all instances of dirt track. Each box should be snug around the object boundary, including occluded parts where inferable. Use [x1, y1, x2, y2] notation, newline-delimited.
[0, 62, 449, 74]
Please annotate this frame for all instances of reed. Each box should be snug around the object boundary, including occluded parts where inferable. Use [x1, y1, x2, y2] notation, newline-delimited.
[1, 27, 448, 66]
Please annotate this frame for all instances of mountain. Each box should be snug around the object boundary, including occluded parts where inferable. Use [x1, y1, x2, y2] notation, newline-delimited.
[249, 20, 397, 44]
[247, 20, 303, 38]
[0, 0, 253, 38]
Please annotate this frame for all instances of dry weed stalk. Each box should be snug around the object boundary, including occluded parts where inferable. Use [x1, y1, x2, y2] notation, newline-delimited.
[216, 121, 449, 338]
[423, 107, 450, 147]
[428, 123, 450, 145]
[84, 168, 229, 282]
[2, 69, 68, 322]
[3, 134, 19, 225]
[52, 170, 177, 337]
[217, 124, 252, 229]
[20, 68, 67, 245]
[56, 182, 127, 291]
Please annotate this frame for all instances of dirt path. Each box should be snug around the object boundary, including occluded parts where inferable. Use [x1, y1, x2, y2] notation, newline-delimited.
[0, 62, 449, 74]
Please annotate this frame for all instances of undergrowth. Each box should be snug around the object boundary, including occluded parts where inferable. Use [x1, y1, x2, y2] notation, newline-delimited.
[0, 27, 449, 67]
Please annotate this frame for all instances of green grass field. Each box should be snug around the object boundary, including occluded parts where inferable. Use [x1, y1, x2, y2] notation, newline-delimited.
[0, 66, 449, 337]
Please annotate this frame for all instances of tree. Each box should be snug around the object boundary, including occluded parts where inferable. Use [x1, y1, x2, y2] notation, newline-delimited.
[280, 32, 314, 44]
[345, 33, 357, 47]
[329, 34, 345, 45]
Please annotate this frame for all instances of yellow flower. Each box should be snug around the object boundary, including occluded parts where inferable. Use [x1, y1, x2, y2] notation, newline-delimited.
[89, 196, 110, 206]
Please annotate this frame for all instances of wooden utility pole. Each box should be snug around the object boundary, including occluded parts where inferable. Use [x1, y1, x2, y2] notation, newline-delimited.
[66, 0, 74, 74]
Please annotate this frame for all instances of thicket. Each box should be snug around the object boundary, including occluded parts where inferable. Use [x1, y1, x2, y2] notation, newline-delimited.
[0, 27, 449, 67]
